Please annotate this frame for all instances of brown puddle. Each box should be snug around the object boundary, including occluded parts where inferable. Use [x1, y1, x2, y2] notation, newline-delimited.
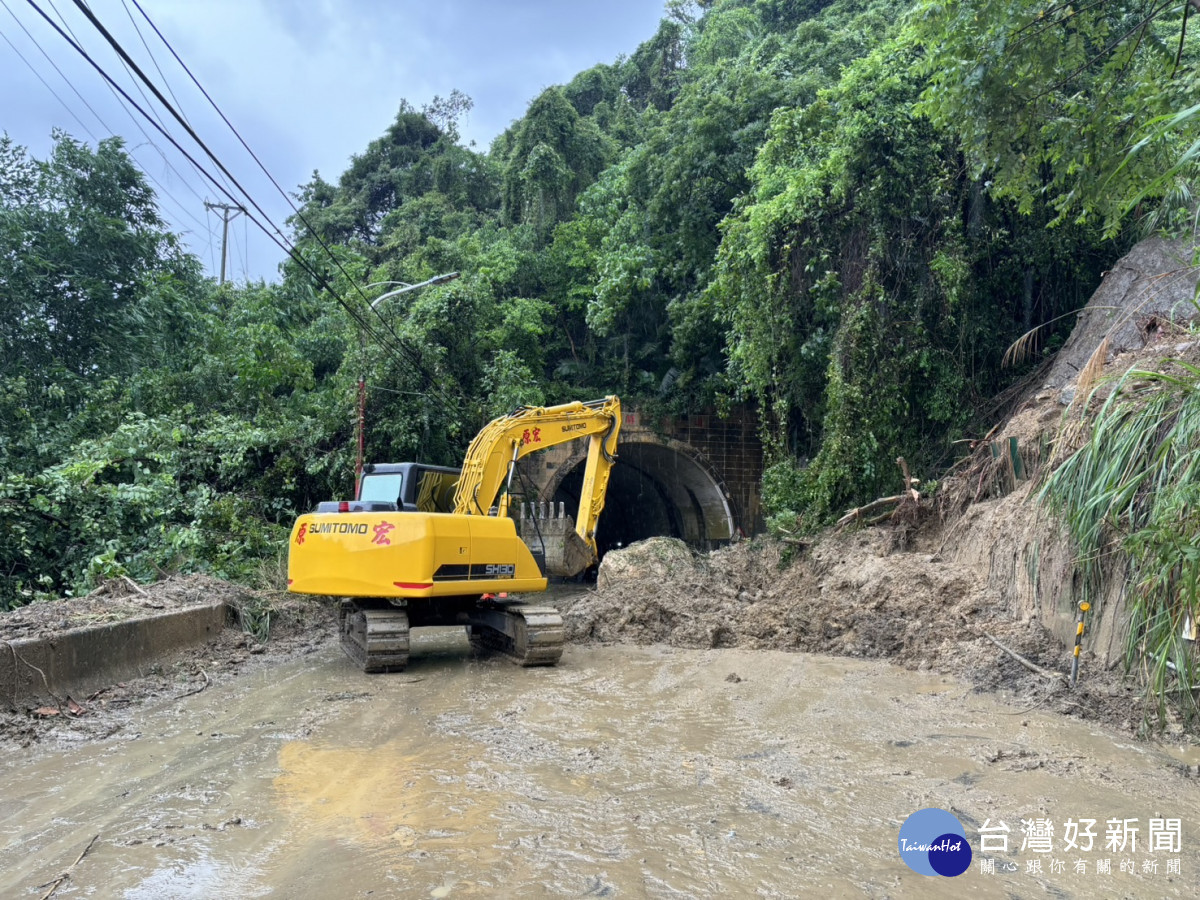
[1, 629, 1198, 898]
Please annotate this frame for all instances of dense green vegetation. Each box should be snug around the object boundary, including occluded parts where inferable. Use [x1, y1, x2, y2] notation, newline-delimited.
[2, 0, 1197, 609]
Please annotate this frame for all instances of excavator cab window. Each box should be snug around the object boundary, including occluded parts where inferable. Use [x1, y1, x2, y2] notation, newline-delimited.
[359, 472, 403, 506]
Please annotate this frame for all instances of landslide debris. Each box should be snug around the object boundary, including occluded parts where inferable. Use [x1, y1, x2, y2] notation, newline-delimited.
[558, 237, 1200, 736]
[565, 533, 995, 666]
[559, 531, 1143, 733]
[1, 575, 335, 747]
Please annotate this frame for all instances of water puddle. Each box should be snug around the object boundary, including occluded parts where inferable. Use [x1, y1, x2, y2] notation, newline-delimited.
[1, 634, 1197, 897]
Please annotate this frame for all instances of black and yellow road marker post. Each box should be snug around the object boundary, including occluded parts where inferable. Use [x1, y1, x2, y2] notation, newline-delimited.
[1070, 601, 1090, 686]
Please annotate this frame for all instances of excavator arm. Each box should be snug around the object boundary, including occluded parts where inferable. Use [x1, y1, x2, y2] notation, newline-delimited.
[452, 396, 621, 563]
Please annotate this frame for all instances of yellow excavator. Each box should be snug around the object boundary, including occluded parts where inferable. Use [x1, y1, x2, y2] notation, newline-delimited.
[287, 397, 621, 672]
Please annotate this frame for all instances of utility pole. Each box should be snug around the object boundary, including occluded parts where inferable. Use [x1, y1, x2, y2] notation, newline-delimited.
[355, 273, 460, 489]
[203, 201, 245, 285]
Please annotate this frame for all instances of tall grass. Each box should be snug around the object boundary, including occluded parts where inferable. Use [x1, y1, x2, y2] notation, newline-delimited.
[1041, 360, 1200, 725]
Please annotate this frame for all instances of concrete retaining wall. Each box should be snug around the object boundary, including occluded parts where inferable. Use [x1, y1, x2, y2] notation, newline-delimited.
[1, 602, 229, 710]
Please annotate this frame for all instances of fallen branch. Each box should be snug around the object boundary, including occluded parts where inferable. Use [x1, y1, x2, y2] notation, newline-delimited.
[835, 458, 923, 531]
[175, 669, 210, 700]
[37, 833, 99, 900]
[835, 495, 905, 530]
[2, 639, 60, 708]
[896, 456, 920, 503]
[983, 632, 1066, 682]
[120, 575, 148, 596]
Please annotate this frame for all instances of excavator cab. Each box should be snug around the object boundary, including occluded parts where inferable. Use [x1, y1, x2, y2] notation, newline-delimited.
[313, 464, 461, 514]
[357, 463, 460, 513]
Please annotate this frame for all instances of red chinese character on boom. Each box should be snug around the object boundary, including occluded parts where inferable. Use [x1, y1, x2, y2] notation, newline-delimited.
[372, 521, 395, 545]
[521, 429, 531, 445]
[532, 427, 541, 442]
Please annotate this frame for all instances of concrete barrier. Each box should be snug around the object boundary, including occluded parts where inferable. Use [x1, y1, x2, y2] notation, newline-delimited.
[0, 602, 229, 710]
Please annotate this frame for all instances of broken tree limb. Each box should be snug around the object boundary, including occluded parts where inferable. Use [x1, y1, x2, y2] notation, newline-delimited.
[983, 632, 1066, 682]
[120, 575, 148, 596]
[37, 833, 99, 900]
[896, 456, 920, 503]
[175, 669, 210, 700]
[835, 495, 905, 530]
[835, 458, 924, 531]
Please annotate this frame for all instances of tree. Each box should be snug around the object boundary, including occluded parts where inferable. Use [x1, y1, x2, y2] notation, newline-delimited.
[0, 133, 198, 388]
[911, 0, 1200, 235]
[500, 88, 612, 237]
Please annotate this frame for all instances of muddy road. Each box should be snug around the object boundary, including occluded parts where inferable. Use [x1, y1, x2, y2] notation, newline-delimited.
[2, 629, 1198, 898]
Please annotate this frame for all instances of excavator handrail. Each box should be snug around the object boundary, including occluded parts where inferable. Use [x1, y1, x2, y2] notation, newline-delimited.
[451, 396, 621, 562]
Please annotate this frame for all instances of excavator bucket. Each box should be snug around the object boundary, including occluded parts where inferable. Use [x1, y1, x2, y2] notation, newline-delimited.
[517, 502, 595, 577]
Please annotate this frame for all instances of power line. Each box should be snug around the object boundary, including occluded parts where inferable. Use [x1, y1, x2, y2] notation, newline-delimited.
[1, 0, 214, 239]
[43, 0, 221, 209]
[19, 5, 349, 312]
[126, 0, 450, 394]
[33, 0, 447, 399]
[23, 0, 459, 408]
[67, 0, 298, 264]
[120, 0, 191, 128]
[0, 9, 97, 141]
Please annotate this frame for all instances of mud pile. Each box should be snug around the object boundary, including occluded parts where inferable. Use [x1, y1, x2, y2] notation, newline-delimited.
[1, 576, 335, 747]
[563, 529, 1145, 729]
[566, 532, 1027, 669]
[560, 238, 1200, 733]
[3, 574, 253, 640]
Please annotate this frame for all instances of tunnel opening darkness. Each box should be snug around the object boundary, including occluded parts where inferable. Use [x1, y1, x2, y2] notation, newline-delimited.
[548, 439, 734, 561]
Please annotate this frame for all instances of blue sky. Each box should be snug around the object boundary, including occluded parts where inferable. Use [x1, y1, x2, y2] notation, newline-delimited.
[1, 0, 668, 281]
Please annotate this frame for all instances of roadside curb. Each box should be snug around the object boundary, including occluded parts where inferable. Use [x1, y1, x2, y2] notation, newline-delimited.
[1, 602, 229, 710]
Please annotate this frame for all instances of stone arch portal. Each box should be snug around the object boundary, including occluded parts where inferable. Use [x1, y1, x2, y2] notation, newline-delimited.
[537, 436, 736, 558]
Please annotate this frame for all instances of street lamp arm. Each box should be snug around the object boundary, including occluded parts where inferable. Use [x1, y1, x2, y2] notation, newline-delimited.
[363, 280, 413, 292]
[368, 271, 460, 310]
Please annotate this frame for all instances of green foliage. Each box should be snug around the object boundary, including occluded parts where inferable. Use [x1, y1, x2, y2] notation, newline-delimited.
[1041, 362, 1200, 725]
[712, 13, 1121, 527]
[0, 133, 199, 393]
[500, 87, 614, 237]
[910, 0, 1200, 236]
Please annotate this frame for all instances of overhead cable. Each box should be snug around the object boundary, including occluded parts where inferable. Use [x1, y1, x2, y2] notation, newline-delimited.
[23, 0, 409, 364]
[126, 0, 449, 387]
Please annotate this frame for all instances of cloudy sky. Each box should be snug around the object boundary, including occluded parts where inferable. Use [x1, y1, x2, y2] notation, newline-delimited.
[1, 0, 667, 281]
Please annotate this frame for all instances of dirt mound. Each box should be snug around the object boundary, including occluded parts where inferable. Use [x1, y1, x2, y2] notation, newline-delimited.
[2, 574, 254, 641]
[563, 527, 1150, 732]
[570, 532, 985, 661]
[567, 243, 1200, 735]
[595, 536, 703, 590]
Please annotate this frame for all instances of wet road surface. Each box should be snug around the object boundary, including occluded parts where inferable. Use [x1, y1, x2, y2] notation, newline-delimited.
[2, 629, 1198, 898]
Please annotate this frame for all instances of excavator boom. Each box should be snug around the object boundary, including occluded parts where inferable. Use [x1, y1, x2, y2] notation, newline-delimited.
[454, 396, 621, 564]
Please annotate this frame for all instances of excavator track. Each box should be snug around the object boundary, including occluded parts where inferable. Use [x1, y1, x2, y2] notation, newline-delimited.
[466, 604, 564, 667]
[339, 601, 410, 673]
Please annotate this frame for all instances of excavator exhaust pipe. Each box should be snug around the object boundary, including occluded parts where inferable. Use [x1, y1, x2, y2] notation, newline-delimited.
[518, 502, 595, 577]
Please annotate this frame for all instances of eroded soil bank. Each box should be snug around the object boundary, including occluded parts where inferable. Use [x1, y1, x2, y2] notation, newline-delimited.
[2, 632, 1199, 898]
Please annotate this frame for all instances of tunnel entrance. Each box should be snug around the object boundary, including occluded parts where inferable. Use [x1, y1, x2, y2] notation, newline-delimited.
[546, 438, 735, 559]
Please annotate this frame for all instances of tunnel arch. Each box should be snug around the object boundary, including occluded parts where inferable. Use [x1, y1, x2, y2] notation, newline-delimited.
[539, 435, 736, 557]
